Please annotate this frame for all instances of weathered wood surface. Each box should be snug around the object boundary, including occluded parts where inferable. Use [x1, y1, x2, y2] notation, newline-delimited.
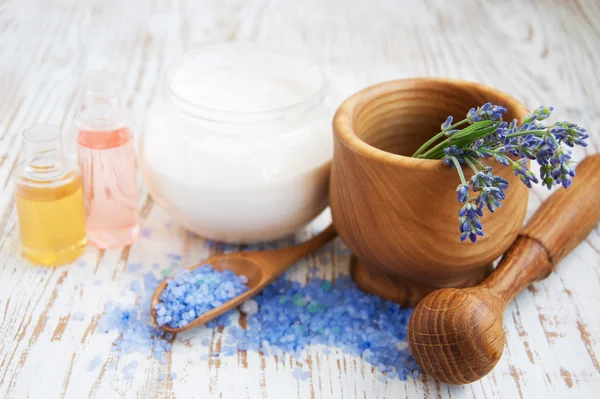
[0, 0, 599, 397]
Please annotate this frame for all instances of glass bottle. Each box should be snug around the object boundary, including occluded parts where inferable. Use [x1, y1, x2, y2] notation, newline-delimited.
[72, 71, 139, 249]
[14, 125, 87, 266]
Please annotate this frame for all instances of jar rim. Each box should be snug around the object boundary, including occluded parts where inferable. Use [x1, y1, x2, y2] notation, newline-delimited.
[163, 43, 327, 125]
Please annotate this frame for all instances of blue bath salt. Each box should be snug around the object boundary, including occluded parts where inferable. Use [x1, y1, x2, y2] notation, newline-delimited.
[72, 311, 86, 321]
[152, 263, 160, 271]
[166, 253, 182, 261]
[77, 259, 87, 268]
[94, 279, 102, 286]
[230, 276, 418, 380]
[140, 228, 152, 239]
[88, 356, 101, 372]
[153, 265, 249, 329]
[128, 263, 142, 273]
[96, 260, 418, 382]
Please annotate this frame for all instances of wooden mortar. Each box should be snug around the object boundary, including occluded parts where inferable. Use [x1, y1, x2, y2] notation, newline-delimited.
[330, 78, 530, 306]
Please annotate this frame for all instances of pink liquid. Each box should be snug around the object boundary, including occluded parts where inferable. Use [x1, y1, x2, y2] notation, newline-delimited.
[77, 127, 139, 248]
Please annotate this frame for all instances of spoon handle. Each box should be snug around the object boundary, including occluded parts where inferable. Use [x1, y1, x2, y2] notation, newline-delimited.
[482, 154, 600, 304]
[260, 224, 337, 276]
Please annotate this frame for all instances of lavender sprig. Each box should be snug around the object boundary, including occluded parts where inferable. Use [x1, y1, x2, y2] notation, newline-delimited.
[413, 103, 588, 243]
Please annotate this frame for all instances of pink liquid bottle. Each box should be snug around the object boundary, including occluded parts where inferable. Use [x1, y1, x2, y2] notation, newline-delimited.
[72, 71, 139, 249]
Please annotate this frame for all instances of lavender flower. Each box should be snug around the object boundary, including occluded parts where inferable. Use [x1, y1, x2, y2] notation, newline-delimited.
[413, 103, 587, 243]
[456, 184, 469, 203]
[441, 116, 453, 130]
[459, 202, 484, 242]
[467, 102, 507, 124]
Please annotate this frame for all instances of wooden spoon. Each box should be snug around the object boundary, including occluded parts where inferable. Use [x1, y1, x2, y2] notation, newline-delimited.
[407, 154, 600, 385]
[151, 225, 337, 333]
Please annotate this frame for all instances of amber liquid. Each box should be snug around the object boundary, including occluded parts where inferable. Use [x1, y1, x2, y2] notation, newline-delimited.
[15, 172, 87, 266]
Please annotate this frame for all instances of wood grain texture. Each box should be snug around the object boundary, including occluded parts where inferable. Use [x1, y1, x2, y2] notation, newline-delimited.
[0, 0, 599, 398]
[408, 155, 600, 385]
[330, 78, 530, 306]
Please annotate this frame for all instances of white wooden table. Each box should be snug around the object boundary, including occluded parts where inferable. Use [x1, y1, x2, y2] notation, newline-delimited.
[1, 0, 599, 397]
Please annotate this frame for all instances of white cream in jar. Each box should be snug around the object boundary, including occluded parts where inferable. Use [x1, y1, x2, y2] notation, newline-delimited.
[141, 44, 332, 243]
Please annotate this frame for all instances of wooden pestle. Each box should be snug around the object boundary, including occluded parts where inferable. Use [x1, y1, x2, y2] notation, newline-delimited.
[407, 154, 600, 385]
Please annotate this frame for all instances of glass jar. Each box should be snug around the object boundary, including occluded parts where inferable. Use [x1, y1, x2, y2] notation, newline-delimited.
[140, 44, 332, 243]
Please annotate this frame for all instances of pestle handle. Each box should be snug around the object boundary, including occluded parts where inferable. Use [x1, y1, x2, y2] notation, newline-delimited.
[483, 154, 600, 304]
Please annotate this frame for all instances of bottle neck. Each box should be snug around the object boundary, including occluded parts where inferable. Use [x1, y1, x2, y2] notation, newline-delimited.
[22, 125, 68, 180]
[77, 70, 123, 128]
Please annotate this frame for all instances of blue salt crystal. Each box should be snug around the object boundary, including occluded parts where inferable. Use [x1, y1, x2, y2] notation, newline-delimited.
[199, 354, 208, 361]
[77, 259, 87, 268]
[157, 373, 166, 381]
[240, 299, 258, 316]
[37, 268, 47, 275]
[88, 356, 101, 372]
[72, 312, 86, 321]
[128, 360, 138, 369]
[152, 263, 160, 271]
[129, 280, 142, 294]
[222, 346, 236, 356]
[167, 253, 182, 261]
[153, 265, 248, 329]
[293, 367, 309, 381]
[140, 228, 152, 239]
[170, 372, 177, 380]
[94, 279, 102, 286]
[127, 263, 142, 273]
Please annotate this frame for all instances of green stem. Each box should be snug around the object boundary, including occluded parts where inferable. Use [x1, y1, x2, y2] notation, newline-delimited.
[449, 156, 468, 186]
[464, 157, 480, 175]
[418, 122, 497, 159]
[411, 131, 446, 158]
[411, 119, 469, 157]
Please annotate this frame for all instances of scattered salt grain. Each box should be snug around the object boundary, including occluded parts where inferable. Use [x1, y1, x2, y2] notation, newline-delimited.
[240, 299, 258, 316]
[77, 259, 87, 268]
[153, 265, 249, 329]
[129, 280, 142, 294]
[161, 269, 172, 278]
[127, 263, 142, 273]
[88, 356, 101, 372]
[167, 253, 182, 261]
[94, 279, 102, 286]
[293, 367, 309, 381]
[157, 373, 166, 381]
[152, 263, 160, 271]
[199, 354, 208, 361]
[222, 346, 236, 356]
[72, 311, 86, 321]
[140, 228, 152, 239]
[170, 372, 177, 380]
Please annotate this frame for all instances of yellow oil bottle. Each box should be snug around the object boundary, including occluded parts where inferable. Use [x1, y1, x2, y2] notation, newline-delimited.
[13, 125, 87, 266]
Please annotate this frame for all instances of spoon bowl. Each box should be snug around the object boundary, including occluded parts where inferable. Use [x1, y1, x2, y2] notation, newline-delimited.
[151, 224, 337, 334]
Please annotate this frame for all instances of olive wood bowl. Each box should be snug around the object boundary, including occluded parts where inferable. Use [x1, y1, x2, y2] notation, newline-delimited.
[330, 78, 530, 306]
